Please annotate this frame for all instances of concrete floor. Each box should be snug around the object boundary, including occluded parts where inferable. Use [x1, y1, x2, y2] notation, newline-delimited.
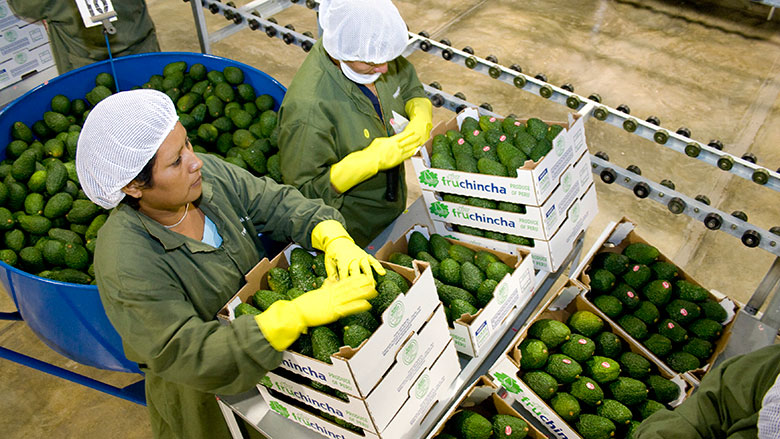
[2, 0, 780, 437]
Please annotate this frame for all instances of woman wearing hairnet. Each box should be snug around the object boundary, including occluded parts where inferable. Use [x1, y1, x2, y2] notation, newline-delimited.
[76, 89, 383, 438]
[278, 0, 433, 247]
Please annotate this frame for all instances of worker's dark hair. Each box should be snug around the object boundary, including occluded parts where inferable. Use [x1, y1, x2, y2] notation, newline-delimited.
[121, 154, 157, 209]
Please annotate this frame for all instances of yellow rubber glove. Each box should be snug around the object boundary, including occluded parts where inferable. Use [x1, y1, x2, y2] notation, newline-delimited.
[311, 220, 386, 280]
[330, 130, 420, 193]
[402, 97, 433, 144]
[255, 274, 377, 351]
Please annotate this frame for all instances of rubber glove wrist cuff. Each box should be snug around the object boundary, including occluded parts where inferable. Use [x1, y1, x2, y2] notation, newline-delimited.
[330, 148, 379, 193]
[311, 219, 353, 252]
[254, 300, 307, 352]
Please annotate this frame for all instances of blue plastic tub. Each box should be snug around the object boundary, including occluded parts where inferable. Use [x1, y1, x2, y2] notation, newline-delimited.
[0, 52, 286, 373]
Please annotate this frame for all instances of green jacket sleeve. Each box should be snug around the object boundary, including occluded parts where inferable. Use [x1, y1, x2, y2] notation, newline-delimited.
[636, 344, 780, 439]
[396, 55, 427, 103]
[7, 0, 49, 20]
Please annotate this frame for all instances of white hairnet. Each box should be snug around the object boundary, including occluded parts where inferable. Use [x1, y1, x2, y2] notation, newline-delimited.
[76, 89, 178, 209]
[320, 0, 408, 63]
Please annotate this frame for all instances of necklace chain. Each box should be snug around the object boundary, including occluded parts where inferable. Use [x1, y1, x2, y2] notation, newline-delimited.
[163, 203, 190, 229]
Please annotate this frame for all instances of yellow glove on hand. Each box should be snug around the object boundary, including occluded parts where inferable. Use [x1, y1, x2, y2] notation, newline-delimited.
[255, 274, 377, 351]
[330, 130, 419, 193]
[402, 97, 433, 144]
[312, 220, 386, 280]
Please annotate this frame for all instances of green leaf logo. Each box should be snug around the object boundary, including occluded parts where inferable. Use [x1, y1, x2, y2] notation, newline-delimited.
[260, 375, 273, 389]
[269, 401, 289, 418]
[430, 201, 449, 218]
[414, 374, 431, 399]
[419, 170, 439, 188]
[494, 372, 521, 394]
[402, 339, 419, 365]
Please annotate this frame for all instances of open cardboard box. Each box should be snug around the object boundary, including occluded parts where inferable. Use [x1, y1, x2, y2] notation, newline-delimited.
[432, 182, 598, 272]
[258, 339, 460, 439]
[218, 244, 442, 399]
[489, 281, 692, 439]
[422, 150, 592, 241]
[431, 376, 547, 439]
[412, 107, 588, 206]
[375, 224, 535, 357]
[570, 218, 739, 383]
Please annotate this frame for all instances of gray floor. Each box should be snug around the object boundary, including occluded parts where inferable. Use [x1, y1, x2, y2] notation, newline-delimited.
[1, 0, 779, 437]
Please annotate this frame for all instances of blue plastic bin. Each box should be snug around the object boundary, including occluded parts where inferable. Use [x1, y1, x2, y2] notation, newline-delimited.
[0, 52, 286, 373]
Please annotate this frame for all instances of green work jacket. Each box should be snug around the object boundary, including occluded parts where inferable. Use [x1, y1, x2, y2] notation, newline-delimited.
[7, 0, 159, 73]
[636, 344, 780, 439]
[278, 40, 426, 247]
[95, 154, 343, 439]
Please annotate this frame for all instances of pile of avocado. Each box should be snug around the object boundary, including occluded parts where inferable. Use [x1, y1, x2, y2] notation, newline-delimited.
[518, 310, 681, 439]
[429, 115, 561, 177]
[454, 224, 534, 247]
[386, 231, 514, 327]
[586, 242, 728, 373]
[435, 408, 531, 439]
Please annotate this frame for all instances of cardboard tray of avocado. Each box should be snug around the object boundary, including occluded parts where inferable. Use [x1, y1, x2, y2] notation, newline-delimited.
[488, 282, 690, 439]
[431, 376, 546, 439]
[412, 107, 587, 206]
[572, 218, 737, 382]
[374, 224, 535, 357]
[0, 61, 282, 285]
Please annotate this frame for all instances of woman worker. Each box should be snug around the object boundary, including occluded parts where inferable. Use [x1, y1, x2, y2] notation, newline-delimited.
[75, 89, 384, 438]
[278, 0, 433, 247]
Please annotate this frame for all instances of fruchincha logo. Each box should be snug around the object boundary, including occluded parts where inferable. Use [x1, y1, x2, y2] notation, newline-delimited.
[269, 401, 289, 418]
[419, 170, 439, 188]
[561, 173, 573, 193]
[493, 372, 521, 394]
[388, 301, 405, 328]
[554, 133, 566, 156]
[260, 375, 273, 388]
[414, 374, 431, 399]
[496, 284, 509, 304]
[429, 201, 449, 218]
[4, 30, 17, 43]
[14, 52, 27, 64]
[571, 202, 581, 222]
[402, 339, 419, 365]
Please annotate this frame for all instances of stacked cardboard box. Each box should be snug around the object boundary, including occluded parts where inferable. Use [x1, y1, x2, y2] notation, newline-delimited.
[0, 1, 53, 90]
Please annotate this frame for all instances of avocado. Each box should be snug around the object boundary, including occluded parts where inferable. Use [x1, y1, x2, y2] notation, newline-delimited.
[497, 142, 526, 169]
[650, 261, 679, 281]
[632, 301, 660, 325]
[646, 374, 681, 404]
[238, 84, 255, 103]
[289, 263, 317, 292]
[62, 243, 88, 270]
[528, 319, 571, 348]
[498, 201, 525, 214]
[466, 197, 497, 210]
[585, 356, 621, 383]
[439, 258, 462, 285]
[443, 193, 468, 205]
[66, 199, 100, 224]
[595, 331, 623, 358]
[666, 351, 700, 372]
[311, 326, 341, 364]
[11, 120, 34, 143]
[290, 333, 313, 357]
[414, 251, 440, 278]
[24, 193, 45, 215]
[618, 315, 649, 340]
[657, 319, 688, 343]
[623, 264, 652, 289]
[267, 267, 292, 295]
[284, 287, 305, 300]
[639, 399, 665, 420]
[643, 279, 673, 306]
[568, 310, 604, 337]
[546, 353, 582, 384]
[43, 111, 70, 133]
[597, 399, 633, 425]
[675, 280, 709, 302]
[0, 207, 14, 231]
[19, 246, 44, 272]
[431, 153, 456, 170]
[523, 371, 558, 400]
[230, 110, 253, 129]
[519, 338, 549, 370]
[289, 248, 314, 268]
[234, 302, 262, 317]
[666, 299, 701, 325]
[594, 295, 623, 319]
[505, 234, 533, 246]
[431, 134, 452, 157]
[27, 170, 47, 193]
[525, 118, 548, 140]
[477, 157, 508, 176]
[45, 160, 68, 196]
[476, 279, 498, 307]
[407, 231, 431, 259]
[375, 269, 409, 293]
[688, 318, 722, 341]
[388, 252, 414, 268]
[266, 154, 282, 183]
[570, 377, 604, 406]
[342, 324, 372, 348]
[589, 269, 616, 292]
[486, 261, 513, 282]
[619, 352, 652, 379]
[460, 261, 485, 294]
[623, 242, 660, 265]
[644, 333, 673, 357]
[609, 377, 648, 406]
[701, 300, 727, 323]
[339, 311, 379, 333]
[452, 410, 492, 439]
[560, 335, 596, 362]
[430, 233, 452, 262]
[491, 414, 529, 439]
[41, 239, 65, 266]
[550, 392, 581, 423]
[48, 227, 82, 245]
[18, 214, 51, 235]
[11, 150, 36, 182]
[0, 249, 17, 266]
[576, 414, 615, 439]
[369, 280, 402, 317]
[450, 299, 479, 320]
[447, 244, 475, 264]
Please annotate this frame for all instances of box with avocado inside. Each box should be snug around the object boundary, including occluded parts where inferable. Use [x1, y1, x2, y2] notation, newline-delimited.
[431, 375, 547, 439]
[374, 224, 535, 357]
[258, 338, 459, 439]
[488, 281, 691, 439]
[412, 107, 588, 206]
[218, 244, 443, 399]
[570, 218, 739, 385]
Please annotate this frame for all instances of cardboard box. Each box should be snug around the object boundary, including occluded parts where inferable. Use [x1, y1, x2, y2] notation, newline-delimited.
[0, 0, 36, 32]
[219, 245, 442, 399]
[257, 305, 454, 434]
[375, 225, 535, 357]
[489, 282, 691, 439]
[0, 43, 54, 90]
[412, 107, 588, 206]
[431, 376, 547, 439]
[259, 339, 460, 439]
[433, 183, 598, 272]
[422, 151, 592, 241]
[570, 218, 738, 380]
[0, 22, 47, 63]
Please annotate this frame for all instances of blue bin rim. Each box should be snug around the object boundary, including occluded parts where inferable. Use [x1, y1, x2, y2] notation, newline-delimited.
[0, 51, 286, 289]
